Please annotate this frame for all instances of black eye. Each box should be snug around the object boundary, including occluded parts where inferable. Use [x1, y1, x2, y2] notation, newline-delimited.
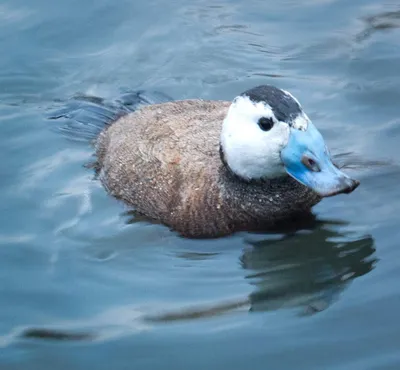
[257, 117, 274, 131]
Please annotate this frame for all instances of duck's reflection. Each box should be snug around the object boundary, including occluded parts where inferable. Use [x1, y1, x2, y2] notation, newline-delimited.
[144, 218, 377, 323]
[16, 218, 377, 342]
[241, 219, 376, 315]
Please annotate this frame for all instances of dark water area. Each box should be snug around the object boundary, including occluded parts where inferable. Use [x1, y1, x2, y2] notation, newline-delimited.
[1, 0, 400, 369]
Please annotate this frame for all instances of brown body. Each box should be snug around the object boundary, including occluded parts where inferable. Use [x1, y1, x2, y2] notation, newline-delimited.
[95, 100, 321, 238]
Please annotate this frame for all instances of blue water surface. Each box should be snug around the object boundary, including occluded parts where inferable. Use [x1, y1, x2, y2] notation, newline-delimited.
[1, 0, 400, 369]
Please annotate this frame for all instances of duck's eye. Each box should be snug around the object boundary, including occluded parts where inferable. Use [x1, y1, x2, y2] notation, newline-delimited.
[257, 117, 274, 131]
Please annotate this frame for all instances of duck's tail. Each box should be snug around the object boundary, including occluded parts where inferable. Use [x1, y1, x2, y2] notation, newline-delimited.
[47, 90, 174, 142]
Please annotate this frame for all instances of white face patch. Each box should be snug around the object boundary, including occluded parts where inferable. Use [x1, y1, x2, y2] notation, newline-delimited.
[221, 95, 290, 180]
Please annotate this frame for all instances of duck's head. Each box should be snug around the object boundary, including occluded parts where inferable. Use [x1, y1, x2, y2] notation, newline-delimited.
[221, 85, 359, 197]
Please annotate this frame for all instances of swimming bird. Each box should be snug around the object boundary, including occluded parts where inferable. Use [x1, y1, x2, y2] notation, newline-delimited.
[86, 85, 359, 238]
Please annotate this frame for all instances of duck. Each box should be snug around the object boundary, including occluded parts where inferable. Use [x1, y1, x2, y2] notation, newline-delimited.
[89, 84, 359, 238]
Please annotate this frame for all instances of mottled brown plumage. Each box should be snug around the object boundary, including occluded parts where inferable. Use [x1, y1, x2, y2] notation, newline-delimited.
[94, 99, 321, 238]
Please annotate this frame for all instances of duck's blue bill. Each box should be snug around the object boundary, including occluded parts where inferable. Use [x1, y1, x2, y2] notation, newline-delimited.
[281, 123, 359, 197]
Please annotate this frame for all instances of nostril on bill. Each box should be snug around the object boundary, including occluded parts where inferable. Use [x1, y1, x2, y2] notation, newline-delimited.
[301, 155, 320, 172]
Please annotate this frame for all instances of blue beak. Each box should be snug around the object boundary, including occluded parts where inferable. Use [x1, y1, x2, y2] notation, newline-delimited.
[281, 123, 359, 197]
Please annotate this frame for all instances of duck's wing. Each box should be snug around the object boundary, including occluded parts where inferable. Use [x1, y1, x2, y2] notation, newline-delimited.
[96, 99, 230, 169]
[94, 99, 231, 225]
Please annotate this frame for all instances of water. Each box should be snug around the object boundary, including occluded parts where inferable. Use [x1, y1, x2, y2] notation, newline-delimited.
[1, 0, 400, 368]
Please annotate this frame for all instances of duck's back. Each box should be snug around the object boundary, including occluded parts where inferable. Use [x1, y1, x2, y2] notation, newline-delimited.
[95, 99, 232, 234]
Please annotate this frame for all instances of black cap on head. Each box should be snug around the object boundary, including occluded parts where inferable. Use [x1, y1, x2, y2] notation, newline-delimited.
[241, 85, 303, 123]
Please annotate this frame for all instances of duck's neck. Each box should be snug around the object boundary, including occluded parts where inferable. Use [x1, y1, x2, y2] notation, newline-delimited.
[218, 144, 321, 227]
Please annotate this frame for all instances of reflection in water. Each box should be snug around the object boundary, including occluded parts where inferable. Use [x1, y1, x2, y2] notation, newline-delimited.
[14, 218, 376, 341]
[146, 218, 377, 322]
[21, 328, 94, 341]
[357, 9, 400, 42]
[332, 152, 393, 172]
[242, 220, 376, 315]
